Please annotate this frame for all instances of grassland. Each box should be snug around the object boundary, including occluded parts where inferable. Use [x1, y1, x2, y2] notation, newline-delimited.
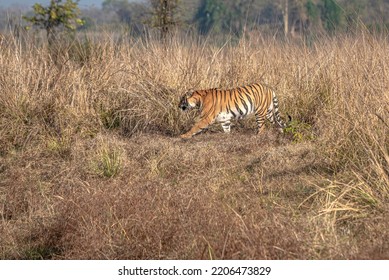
[0, 30, 388, 259]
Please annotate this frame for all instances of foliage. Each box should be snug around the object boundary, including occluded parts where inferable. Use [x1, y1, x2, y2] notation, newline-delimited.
[194, 0, 255, 35]
[23, 0, 84, 43]
[320, 0, 343, 32]
[195, 0, 228, 34]
[102, 0, 148, 34]
[284, 120, 315, 143]
[305, 0, 321, 30]
[258, 2, 283, 26]
[149, 0, 180, 40]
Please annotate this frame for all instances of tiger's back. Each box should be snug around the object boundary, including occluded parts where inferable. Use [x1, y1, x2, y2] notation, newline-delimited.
[211, 83, 273, 118]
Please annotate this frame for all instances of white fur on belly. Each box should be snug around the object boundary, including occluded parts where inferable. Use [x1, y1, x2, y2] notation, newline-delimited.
[216, 112, 234, 122]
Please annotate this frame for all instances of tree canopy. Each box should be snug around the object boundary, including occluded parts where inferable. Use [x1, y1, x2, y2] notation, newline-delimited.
[23, 0, 84, 42]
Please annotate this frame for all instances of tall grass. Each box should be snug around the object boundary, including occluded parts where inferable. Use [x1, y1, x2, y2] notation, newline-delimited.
[0, 30, 388, 259]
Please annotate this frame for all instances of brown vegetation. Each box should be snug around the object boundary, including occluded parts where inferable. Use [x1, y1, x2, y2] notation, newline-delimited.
[0, 31, 388, 259]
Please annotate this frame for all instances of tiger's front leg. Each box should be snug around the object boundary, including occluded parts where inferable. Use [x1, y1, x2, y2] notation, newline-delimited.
[180, 117, 214, 139]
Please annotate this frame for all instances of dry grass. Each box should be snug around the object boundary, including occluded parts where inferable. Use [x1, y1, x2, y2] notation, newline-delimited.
[0, 30, 388, 259]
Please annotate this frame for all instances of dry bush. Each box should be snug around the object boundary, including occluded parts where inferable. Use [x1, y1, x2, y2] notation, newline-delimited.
[0, 30, 388, 259]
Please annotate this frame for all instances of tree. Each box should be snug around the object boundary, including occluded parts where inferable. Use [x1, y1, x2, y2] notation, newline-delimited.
[150, 0, 180, 40]
[281, 0, 289, 36]
[103, 0, 132, 24]
[305, 0, 321, 28]
[320, 0, 343, 33]
[276, 0, 307, 37]
[228, 0, 257, 35]
[102, 0, 149, 34]
[289, 0, 309, 37]
[258, 2, 283, 27]
[195, 0, 228, 34]
[24, 0, 84, 44]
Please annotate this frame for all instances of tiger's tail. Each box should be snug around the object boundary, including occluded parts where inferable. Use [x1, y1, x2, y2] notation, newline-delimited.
[272, 92, 291, 129]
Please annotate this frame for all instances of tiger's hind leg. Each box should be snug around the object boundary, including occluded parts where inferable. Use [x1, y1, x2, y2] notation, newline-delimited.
[266, 106, 284, 133]
[266, 107, 275, 124]
[272, 96, 287, 133]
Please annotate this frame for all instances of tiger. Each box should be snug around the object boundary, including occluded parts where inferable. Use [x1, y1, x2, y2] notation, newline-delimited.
[178, 82, 290, 139]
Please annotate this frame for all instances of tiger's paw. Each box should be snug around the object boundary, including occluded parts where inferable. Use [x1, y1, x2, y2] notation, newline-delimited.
[256, 127, 265, 135]
[180, 133, 192, 139]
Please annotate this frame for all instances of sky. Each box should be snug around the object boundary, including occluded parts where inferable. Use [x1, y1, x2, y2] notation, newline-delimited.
[0, 0, 106, 9]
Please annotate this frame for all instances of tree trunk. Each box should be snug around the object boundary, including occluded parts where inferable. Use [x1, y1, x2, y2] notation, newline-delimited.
[282, 0, 289, 36]
[160, 0, 169, 40]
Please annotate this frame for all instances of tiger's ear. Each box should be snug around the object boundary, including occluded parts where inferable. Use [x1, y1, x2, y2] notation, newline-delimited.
[186, 89, 195, 97]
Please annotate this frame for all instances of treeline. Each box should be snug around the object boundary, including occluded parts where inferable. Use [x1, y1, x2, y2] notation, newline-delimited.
[86, 0, 389, 36]
[1, 0, 389, 38]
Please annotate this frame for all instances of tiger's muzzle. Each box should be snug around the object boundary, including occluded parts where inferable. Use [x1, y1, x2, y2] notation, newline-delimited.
[179, 103, 189, 111]
[179, 97, 189, 111]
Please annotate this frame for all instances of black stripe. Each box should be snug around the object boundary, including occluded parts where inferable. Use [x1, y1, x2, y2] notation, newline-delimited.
[245, 91, 254, 109]
[235, 101, 244, 115]
[239, 95, 248, 112]
[247, 84, 257, 94]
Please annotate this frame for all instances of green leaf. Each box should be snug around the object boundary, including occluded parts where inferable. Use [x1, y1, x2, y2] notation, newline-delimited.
[23, 0, 84, 39]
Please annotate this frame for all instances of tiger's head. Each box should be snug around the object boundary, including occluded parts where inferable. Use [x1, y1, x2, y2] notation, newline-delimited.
[179, 89, 201, 111]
